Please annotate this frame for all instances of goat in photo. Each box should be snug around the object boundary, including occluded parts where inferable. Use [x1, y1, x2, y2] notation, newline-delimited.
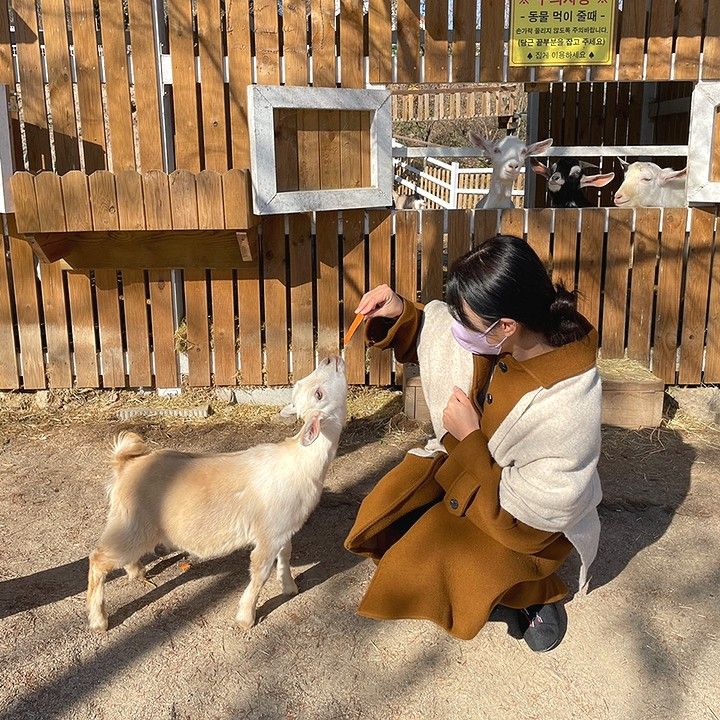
[530, 158, 615, 208]
[470, 133, 553, 209]
[613, 160, 687, 207]
[393, 189, 426, 210]
[86, 357, 348, 632]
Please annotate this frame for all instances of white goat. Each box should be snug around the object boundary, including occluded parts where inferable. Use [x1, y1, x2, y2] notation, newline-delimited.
[614, 160, 687, 207]
[393, 189, 426, 210]
[86, 357, 348, 632]
[470, 133, 554, 209]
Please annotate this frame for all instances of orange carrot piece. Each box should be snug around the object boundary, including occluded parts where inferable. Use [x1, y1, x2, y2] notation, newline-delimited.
[344, 313, 365, 346]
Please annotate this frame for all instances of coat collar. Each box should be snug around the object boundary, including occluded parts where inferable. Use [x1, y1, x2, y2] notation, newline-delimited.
[500, 329, 598, 389]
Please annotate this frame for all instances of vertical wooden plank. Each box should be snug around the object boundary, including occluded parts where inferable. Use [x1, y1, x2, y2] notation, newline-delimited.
[499, 208, 524, 238]
[197, 170, 225, 230]
[312, 0, 337, 86]
[66, 271, 99, 387]
[289, 213, 315, 380]
[254, 0, 281, 85]
[360, 111, 371, 187]
[43, 0, 80, 172]
[39, 263, 72, 388]
[61, 171, 92, 230]
[0, 0, 12, 85]
[703, 213, 720, 381]
[340, 0, 364, 192]
[652, 208, 686, 384]
[115, 170, 146, 230]
[316, 211, 340, 360]
[448, 210, 471, 272]
[368, 210, 392, 385]
[262, 215, 289, 385]
[647, 0, 674, 80]
[168, 0, 200, 171]
[617, 0, 646, 81]
[396, 0, 420, 83]
[227, 0, 253, 168]
[675, 0, 703, 81]
[121, 269, 152, 387]
[89, 171, 120, 230]
[0, 231, 18, 388]
[236, 229, 263, 384]
[298, 110, 321, 190]
[600, 84, 619, 207]
[424, 0, 449, 83]
[210, 270, 237, 386]
[68, 0, 107, 171]
[197, 0, 228, 171]
[319, 110, 342, 189]
[149, 269, 179, 388]
[627, 209, 660, 364]
[35, 173, 67, 232]
[275, 109, 300, 192]
[184, 268, 211, 386]
[9, 173, 40, 233]
[591, 2, 621, 82]
[577, 208, 606, 332]
[478, 0, 504, 82]
[342, 210, 366, 385]
[94, 269, 125, 387]
[13, 0, 51, 170]
[284, 0, 309, 86]
[421, 210, 444, 303]
[368, 0, 392, 84]
[552, 209, 579, 289]
[169, 170, 199, 229]
[452, 0, 476, 83]
[563, 84, 578, 144]
[143, 171, 172, 230]
[678, 209, 714, 384]
[474, 209, 498, 250]
[526, 208, 552, 270]
[8, 230, 45, 388]
[127, 0, 164, 171]
[394, 211, 417, 382]
[98, 0, 136, 170]
[702, 5, 720, 80]
[601, 209, 632, 359]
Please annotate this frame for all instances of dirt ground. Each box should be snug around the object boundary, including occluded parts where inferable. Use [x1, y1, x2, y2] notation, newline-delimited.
[1, 387, 719, 720]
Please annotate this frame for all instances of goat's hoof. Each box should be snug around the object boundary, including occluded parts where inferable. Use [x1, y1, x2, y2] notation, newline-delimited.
[142, 577, 158, 589]
[234, 613, 256, 630]
[88, 616, 108, 633]
[282, 580, 299, 596]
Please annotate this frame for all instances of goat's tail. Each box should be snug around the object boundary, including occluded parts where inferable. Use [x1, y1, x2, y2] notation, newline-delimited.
[111, 431, 150, 476]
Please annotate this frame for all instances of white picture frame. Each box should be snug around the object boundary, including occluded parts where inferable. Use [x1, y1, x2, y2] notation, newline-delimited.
[687, 82, 720, 204]
[0, 86, 15, 214]
[247, 85, 392, 215]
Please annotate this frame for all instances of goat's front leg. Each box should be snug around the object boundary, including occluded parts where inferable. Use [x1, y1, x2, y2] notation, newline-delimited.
[87, 549, 117, 632]
[276, 540, 298, 596]
[235, 543, 279, 629]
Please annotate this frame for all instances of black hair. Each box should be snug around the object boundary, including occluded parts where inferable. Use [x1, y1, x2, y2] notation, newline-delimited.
[445, 234, 592, 347]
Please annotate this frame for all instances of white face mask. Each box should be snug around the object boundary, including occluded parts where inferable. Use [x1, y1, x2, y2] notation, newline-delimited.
[451, 319, 507, 355]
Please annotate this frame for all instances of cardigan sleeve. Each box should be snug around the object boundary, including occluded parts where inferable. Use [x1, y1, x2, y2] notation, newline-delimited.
[434, 430, 562, 554]
[364, 297, 424, 365]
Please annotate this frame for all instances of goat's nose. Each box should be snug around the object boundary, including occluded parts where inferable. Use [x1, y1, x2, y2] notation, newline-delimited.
[325, 357, 332, 365]
[508, 162, 519, 170]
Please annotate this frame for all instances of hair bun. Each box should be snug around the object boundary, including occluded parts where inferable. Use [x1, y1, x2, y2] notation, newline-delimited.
[548, 282, 591, 345]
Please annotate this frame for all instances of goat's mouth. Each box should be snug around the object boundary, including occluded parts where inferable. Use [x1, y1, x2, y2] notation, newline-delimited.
[614, 197, 629, 206]
[548, 181, 562, 192]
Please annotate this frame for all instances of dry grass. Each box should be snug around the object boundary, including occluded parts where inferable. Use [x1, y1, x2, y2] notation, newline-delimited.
[597, 358, 659, 381]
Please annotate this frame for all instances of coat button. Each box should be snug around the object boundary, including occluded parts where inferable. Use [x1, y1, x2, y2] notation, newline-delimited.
[498, 361, 508, 372]
[486, 393, 493, 404]
[449, 498, 459, 510]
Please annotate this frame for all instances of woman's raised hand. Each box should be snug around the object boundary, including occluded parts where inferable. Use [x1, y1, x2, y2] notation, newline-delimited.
[355, 284, 404, 320]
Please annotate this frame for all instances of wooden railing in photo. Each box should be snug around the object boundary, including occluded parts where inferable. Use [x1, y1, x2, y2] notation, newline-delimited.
[1, 207, 719, 391]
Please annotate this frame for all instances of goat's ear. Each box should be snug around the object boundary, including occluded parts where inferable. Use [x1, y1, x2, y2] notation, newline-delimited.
[299, 413, 321, 447]
[617, 158, 630, 171]
[279, 402, 297, 418]
[526, 138, 553, 156]
[658, 167, 687, 185]
[469, 132, 493, 155]
[529, 158, 551, 177]
[580, 172, 615, 188]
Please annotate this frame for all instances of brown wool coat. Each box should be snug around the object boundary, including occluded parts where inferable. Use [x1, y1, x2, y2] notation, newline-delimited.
[344, 300, 599, 640]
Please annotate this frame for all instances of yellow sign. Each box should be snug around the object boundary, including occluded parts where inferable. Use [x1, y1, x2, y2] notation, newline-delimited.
[509, 0, 616, 67]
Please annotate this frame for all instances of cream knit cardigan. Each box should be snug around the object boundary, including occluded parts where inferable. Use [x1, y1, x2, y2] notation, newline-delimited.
[414, 301, 603, 591]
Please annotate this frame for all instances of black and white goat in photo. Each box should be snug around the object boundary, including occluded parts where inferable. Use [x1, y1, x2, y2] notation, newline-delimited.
[530, 157, 615, 208]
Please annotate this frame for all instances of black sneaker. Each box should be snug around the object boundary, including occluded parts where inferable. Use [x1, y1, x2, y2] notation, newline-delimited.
[519, 602, 565, 652]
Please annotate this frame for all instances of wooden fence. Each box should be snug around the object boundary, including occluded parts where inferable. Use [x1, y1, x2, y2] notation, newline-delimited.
[392, 87, 519, 121]
[1, 207, 718, 390]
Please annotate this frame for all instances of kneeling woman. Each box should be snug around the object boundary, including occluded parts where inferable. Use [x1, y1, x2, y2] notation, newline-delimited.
[345, 235, 602, 652]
